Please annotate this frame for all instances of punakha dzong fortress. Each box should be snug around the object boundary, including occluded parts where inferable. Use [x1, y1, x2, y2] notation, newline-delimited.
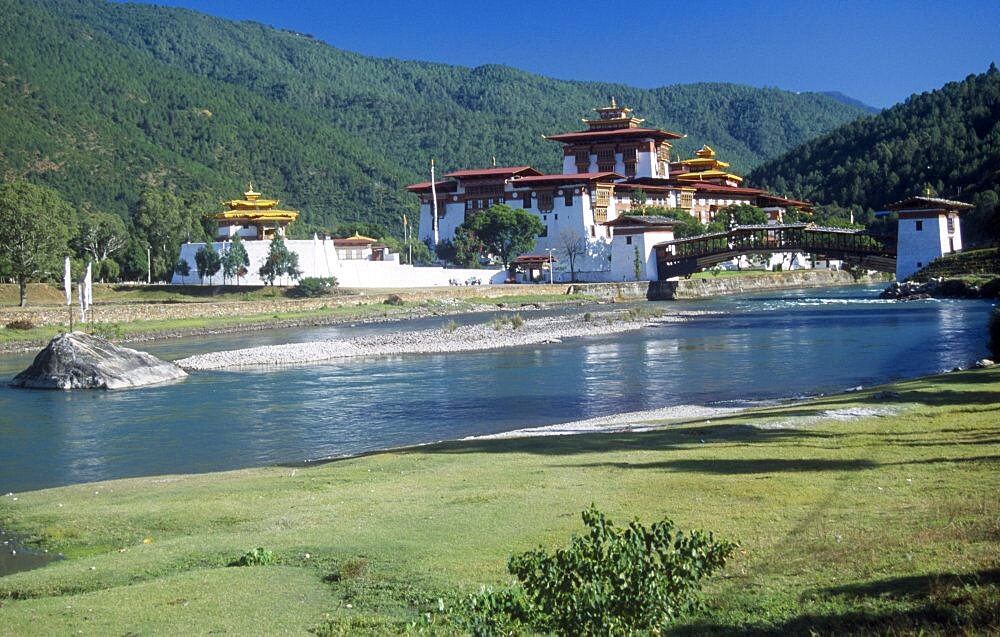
[176, 100, 966, 286]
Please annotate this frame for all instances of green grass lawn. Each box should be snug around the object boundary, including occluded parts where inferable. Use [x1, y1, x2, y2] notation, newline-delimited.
[0, 368, 997, 635]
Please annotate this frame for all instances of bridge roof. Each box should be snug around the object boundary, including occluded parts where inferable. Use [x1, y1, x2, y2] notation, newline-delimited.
[653, 223, 862, 247]
[603, 215, 682, 228]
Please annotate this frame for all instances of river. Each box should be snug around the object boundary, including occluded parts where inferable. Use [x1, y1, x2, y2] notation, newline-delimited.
[0, 284, 993, 494]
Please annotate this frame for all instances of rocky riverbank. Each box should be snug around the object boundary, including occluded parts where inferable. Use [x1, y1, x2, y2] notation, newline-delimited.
[176, 308, 703, 370]
[880, 277, 1000, 300]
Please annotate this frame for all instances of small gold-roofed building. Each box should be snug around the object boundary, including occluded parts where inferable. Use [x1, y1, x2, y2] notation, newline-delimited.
[672, 145, 744, 186]
[208, 182, 299, 241]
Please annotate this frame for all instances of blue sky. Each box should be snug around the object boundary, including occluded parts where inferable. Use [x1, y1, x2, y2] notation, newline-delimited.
[126, 0, 999, 109]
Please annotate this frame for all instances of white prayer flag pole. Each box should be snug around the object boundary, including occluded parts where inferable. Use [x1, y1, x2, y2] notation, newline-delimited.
[64, 256, 73, 331]
[430, 158, 439, 247]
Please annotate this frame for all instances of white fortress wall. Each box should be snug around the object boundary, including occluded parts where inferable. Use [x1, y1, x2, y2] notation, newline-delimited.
[173, 240, 505, 287]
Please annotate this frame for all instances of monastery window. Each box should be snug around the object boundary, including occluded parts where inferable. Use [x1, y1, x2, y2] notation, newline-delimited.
[522, 191, 532, 208]
[590, 225, 596, 238]
[624, 162, 636, 177]
[656, 145, 670, 162]
[679, 192, 693, 209]
[539, 225, 548, 238]
[564, 190, 573, 206]
[947, 216, 955, 234]
[622, 147, 637, 162]
[575, 150, 590, 167]
[595, 187, 612, 207]
[626, 236, 633, 245]
[596, 148, 615, 172]
[538, 190, 555, 212]
[915, 220, 923, 231]
[465, 184, 505, 198]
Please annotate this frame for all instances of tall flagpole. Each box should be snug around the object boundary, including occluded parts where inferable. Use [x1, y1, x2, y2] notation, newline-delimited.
[430, 158, 439, 246]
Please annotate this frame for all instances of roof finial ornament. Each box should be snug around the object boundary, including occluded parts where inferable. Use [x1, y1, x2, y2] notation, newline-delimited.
[492, 155, 497, 167]
[610, 96, 617, 108]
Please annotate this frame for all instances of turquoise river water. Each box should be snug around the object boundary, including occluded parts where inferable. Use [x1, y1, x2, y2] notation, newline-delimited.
[0, 284, 994, 494]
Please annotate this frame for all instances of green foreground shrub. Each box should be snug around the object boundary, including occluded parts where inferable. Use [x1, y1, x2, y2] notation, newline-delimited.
[458, 506, 735, 636]
[292, 277, 339, 298]
[228, 547, 275, 567]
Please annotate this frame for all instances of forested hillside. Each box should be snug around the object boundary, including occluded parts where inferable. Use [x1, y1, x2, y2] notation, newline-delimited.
[2, 0, 867, 241]
[750, 66, 1000, 242]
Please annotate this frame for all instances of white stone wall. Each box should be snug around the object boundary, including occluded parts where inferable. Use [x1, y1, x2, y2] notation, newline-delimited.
[610, 230, 673, 281]
[173, 240, 505, 287]
[895, 214, 956, 280]
[418, 199, 466, 245]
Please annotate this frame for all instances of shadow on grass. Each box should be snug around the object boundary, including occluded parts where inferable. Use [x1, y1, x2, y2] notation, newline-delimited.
[425, 423, 834, 458]
[565, 458, 879, 474]
[567, 454, 999, 474]
[671, 569, 1000, 636]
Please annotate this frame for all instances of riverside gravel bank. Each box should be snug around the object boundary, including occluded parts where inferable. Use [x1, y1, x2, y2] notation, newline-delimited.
[176, 308, 701, 370]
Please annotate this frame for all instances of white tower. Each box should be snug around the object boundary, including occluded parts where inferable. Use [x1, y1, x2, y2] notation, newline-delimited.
[887, 196, 972, 281]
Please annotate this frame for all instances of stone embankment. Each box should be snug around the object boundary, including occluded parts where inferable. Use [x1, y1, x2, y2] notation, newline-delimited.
[880, 277, 1000, 300]
[177, 309, 699, 370]
[569, 270, 890, 301]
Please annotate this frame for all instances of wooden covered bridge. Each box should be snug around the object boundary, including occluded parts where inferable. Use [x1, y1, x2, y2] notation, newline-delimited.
[654, 224, 897, 279]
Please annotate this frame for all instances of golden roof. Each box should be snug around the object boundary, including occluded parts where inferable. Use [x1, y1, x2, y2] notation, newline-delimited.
[674, 170, 744, 183]
[680, 145, 731, 169]
[209, 210, 299, 221]
[210, 182, 299, 220]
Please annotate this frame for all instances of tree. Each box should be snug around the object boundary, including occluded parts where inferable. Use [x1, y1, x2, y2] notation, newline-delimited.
[629, 188, 647, 212]
[258, 235, 300, 286]
[194, 243, 221, 284]
[459, 204, 544, 269]
[713, 204, 768, 228]
[74, 210, 128, 281]
[0, 181, 75, 306]
[558, 230, 587, 282]
[451, 227, 485, 268]
[223, 234, 250, 285]
[131, 189, 182, 282]
[174, 258, 191, 284]
[642, 207, 706, 238]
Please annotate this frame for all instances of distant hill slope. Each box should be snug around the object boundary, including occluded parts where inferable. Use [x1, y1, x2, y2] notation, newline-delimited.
[819, 92, 881, 114]
[750, 67, 1000, 240]
[1, 0, 869, 234]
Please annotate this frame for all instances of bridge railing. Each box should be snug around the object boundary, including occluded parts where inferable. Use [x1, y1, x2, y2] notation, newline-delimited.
[659, 225, 895, 261]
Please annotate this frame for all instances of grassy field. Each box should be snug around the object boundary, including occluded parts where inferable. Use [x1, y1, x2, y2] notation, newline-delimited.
[0, 367, 997, 634]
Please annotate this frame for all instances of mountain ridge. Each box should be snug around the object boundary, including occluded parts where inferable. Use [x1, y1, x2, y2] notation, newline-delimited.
[3, 0, 870, 236]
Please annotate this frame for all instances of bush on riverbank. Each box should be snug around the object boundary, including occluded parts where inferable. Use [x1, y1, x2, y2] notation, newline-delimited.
[291, 277, 340, 298]
[459, 506, 735, 635]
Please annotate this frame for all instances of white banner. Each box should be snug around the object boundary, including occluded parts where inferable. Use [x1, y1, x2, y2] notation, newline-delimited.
[64, 257, 71, 305]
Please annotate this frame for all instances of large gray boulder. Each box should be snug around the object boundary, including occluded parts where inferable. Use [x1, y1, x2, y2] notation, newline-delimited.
[10, 332, 187, 389]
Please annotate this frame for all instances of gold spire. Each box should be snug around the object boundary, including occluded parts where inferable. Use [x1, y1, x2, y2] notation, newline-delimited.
[244, 181, 261, 201]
